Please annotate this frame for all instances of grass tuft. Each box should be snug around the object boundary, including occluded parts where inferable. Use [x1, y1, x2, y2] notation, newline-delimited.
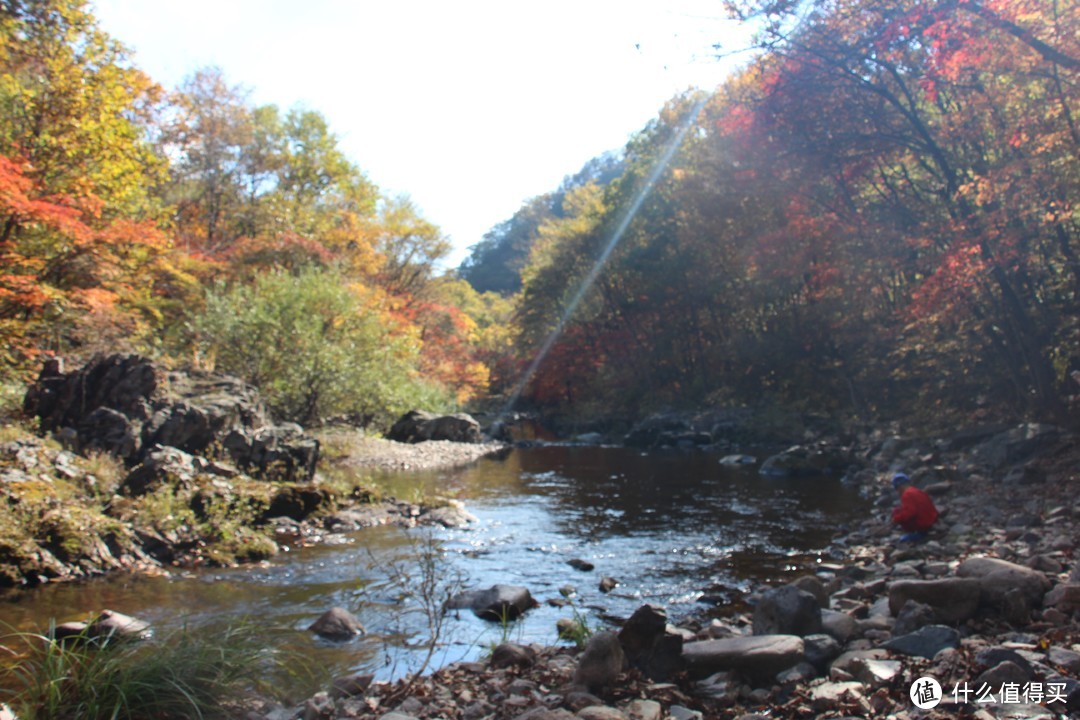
[1, 620, 281, 719]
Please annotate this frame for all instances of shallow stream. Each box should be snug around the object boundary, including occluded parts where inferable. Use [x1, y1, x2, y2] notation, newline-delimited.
[1, 444, 868, 697]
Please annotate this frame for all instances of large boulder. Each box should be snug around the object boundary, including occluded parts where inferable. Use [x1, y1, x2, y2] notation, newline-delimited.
[682, 635, 805, 680]
[387, 410, 483, 444]
[887, 578, 982, 623]
[956, 556, 1051, 606]
[758, 444, 848, 478]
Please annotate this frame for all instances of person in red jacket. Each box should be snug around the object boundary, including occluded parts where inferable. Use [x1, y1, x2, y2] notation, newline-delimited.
[891, 472, 938, 542]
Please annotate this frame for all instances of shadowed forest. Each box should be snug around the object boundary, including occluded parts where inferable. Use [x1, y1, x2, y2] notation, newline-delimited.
[2, 0, 1078, 431]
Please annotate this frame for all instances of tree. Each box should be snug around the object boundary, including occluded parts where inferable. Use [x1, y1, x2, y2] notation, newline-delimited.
[192, 267, 450, 426]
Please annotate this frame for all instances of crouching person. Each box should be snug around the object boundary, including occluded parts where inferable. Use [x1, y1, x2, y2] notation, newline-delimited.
[891, 472, 938, 543]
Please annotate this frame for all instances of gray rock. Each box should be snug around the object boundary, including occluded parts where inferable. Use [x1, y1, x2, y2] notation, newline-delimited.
[887, 578, 981, 623]
[882, 625, 960, 658]
[573, 631, 625, 691]
[1048, 646, 1080, 673]
[1044, 583, 1080, 612]
[975, 646, 1035, 677]
[617, 604, 683, 681]
[308, 607, 364, 640]
[694, 671, 740, 704]
[577, 707, 628, 720]
[820, 609, 858, 644]
[758, 444, 848, 478]
[790, 575, 829, 608]
[973, 660, 1030, 692]
[810, 681, 864, 712]
[851, 658, 902, 687]
[802, 633, 841, 672]
[683, 635, 805, 679]
[330, 673, 374, 699]
[121, 446, 199, 496]
[490, 642, 536, 669]
[753, 585, 822, 637]
[387, 410, 482, 444]
[892, 599, 937, 636]
[957, 556, 1051, 605]
[623, 699, 662, 720]
[666, 707, 702, 720]
[418, 503, 478, 528]
[970, 423, 1064, 469]
[447, 584, 536, 621]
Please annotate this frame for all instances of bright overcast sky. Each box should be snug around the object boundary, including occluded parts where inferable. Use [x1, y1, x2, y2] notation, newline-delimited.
[93, 1, 750, 268]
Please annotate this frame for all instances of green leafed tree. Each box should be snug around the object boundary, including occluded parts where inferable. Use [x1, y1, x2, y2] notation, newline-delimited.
[192, 267, 451, 426]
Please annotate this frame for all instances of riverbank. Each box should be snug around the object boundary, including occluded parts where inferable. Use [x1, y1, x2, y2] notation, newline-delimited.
[255, 423, 1080, 720]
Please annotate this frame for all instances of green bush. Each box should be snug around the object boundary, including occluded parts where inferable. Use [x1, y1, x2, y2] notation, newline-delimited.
[191, 267, 452, 426]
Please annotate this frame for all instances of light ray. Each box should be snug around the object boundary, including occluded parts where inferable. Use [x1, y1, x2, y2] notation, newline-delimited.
[499, 95, 709, 421]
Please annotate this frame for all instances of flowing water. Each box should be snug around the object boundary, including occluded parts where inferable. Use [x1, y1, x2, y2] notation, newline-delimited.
[0, 444, 867, 697]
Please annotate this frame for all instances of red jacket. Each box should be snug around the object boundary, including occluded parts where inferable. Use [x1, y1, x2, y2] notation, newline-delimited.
[892, 486, 939, 532]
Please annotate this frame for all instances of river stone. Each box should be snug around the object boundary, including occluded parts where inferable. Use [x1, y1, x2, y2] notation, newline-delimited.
[330, 673, 374, 699]
[753, 585, 822, 637]
[683, 635, 805, 679]
[573, 631, 625, 691]
[1043, 583, 1080, 612]
[624, 699, 662, 720]
[852, 658, 902, 687]
[85, 610, 152, 641]
[821, 609, 858, 644]
[694, 671, 741, 705]
[802, 634, 841, 672]
[957, 556, 1051, 605]
[975, 647, 1035, 678]
[810, 681, 864, 712]
[887, 578, 981, 623]
[974, 660, 1030, 692]
[882, 624, 959, 658]
[418, 503, 478, 528]
[790, 575, 829, 608]
[1048, 647, 1080, 673]
[577, 707, 628, 720]
[618, 604, 683, 681]
[447, 584, 536, 621]
[892, 599, 937, 636]
[309, 607, 365, 639]
[490, 642, 536, 669]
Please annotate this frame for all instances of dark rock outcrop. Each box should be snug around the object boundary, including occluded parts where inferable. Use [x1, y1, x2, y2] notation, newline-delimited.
[387, 410, 483, 444]
[23, 354, 318, 482]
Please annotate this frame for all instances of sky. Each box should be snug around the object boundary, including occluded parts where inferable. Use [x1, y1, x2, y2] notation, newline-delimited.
[92, 1, 751, 269]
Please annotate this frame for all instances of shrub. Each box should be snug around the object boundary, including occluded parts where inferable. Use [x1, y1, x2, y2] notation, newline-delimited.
[190, 267, 453, 426]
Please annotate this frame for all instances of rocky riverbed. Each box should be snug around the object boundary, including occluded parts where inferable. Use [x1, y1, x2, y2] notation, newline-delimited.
[244, 423, 1080, 720]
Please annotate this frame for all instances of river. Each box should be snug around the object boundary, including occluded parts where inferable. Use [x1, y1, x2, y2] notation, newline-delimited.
[0, 444, 867, 698]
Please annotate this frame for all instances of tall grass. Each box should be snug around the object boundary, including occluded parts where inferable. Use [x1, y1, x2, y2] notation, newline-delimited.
[1, 621, 280, 720]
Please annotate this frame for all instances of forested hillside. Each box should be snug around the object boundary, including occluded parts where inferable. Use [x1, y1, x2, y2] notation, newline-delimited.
[0, 0, 510, 426]
[471, 0, 1079, 429]
[2, 0, 1076, 432]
